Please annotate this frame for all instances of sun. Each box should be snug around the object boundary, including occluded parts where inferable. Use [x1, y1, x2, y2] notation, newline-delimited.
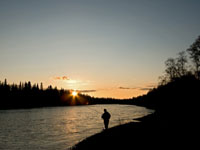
[72, 91, 78, 96]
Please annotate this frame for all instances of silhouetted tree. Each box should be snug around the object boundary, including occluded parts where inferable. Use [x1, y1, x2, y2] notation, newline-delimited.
[48, 85, 52, 90]
[19, 82, 22, 90]
[187, 35, 200, 79]
[161, 51, 189, 84]
[28, 81, 31, 89]
[176, 51, 188, 76]
[36, 83, 39, 90]
[165, 58, 179, 81]
[40, 82, 43, 90]
[4, 79, 7, 85]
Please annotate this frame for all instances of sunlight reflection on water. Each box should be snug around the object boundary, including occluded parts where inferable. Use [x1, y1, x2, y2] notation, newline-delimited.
[0, 104, 153, 150]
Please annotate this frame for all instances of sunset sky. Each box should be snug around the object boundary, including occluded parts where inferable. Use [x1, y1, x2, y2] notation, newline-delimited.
[1, 0, 200, 99]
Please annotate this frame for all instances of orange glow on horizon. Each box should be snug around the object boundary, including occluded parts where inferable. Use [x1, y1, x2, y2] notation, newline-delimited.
[86, 88, 149, 99]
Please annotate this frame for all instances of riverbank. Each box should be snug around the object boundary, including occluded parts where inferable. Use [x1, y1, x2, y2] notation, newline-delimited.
[71, 113, 159, 150]
[71, 113, 196, 150]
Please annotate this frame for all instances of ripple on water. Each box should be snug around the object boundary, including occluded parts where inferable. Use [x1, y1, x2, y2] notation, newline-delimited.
[0, 105, 153, 150]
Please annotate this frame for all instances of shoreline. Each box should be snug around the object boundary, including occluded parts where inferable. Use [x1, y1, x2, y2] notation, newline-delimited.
[70, 113, 158, 150]
[70, 112, 196, 150]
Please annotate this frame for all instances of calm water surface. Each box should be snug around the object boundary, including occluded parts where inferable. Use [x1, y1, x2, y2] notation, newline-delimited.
[0, 104, 153, 150]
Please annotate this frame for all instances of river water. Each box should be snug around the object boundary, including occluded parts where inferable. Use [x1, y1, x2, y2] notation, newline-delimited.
[0, 104, 153, 150]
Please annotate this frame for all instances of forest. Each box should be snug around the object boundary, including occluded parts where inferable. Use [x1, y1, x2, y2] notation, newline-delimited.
[0, 80, 71, 109]
[131, 35, 200, 127]
[0, 80, 125, 109]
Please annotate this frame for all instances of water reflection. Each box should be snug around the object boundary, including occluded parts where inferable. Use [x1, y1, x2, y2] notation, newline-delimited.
[0, 105, 153, 150]
[65, 108, 78, 134]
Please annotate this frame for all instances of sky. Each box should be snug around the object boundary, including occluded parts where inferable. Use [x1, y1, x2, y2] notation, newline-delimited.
[0, 0, 200, 99]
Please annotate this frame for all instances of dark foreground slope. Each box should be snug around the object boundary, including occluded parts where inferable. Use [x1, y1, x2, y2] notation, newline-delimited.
[72, 75, 200, 150]
[71, 115, 157, 150]
[71, 113, 198, 150]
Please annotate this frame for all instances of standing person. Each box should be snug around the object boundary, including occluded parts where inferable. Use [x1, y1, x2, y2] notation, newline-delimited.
[101, 109, 111, 130]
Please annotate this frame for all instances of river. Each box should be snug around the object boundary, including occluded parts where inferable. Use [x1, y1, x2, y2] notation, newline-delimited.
[0, 104, 153, 150]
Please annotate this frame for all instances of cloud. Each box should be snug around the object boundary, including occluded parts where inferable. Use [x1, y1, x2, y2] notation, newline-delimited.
[139, 84, 156, 91]
[139, 88, 152, 91]
[78, 90, 97, 93]
[52, 76, 92, 87]
[53, 76, 70, 81]
[118, 85, 155, 91]
[118, 87, 137, 90]
[119, 87, 131, 89]
[146, 84, 156, 88]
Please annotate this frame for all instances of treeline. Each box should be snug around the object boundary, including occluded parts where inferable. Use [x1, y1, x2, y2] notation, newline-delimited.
[0, 80, 69, 109]
[159, 35, 200, 84]
[0, 79, 125, 109]
[130, 35, 200, 126]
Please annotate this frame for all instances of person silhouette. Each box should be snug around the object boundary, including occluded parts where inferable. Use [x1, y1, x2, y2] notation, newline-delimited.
[101, 109, 111, 130]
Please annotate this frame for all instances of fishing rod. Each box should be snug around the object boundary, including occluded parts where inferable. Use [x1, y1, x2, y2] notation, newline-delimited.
[86, 106, 102, 114]
[86, 106, 105, 129]
[86, 106, 125, 128]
